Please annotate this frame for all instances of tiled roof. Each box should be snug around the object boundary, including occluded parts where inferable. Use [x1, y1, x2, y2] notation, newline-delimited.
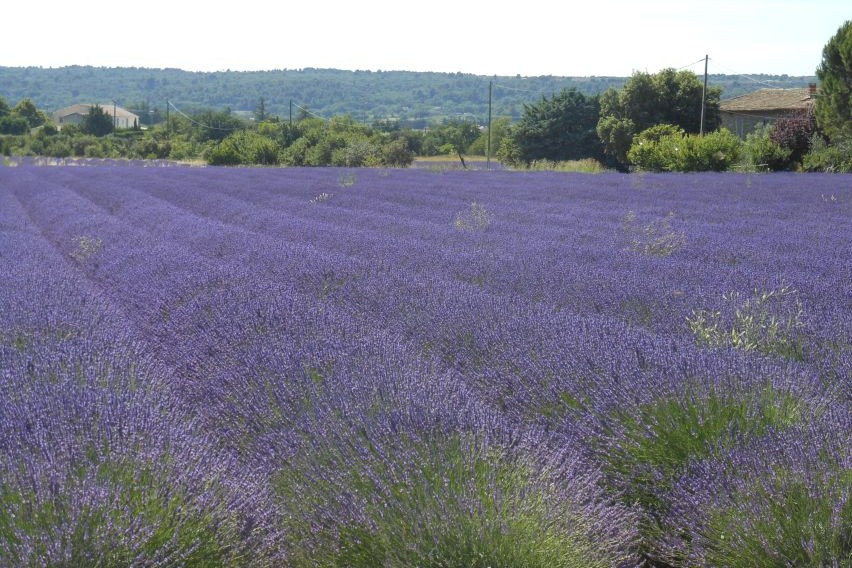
[720, 88, 814, 112]
[53, 104, 139, 119]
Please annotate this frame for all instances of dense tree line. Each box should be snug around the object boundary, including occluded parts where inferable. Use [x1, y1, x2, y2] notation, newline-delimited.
[0, 97, 488, 167]
[0, 66, 817, 126]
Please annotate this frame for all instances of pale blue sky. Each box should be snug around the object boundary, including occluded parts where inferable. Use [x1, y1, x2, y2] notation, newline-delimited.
[3, 1, 847, 76]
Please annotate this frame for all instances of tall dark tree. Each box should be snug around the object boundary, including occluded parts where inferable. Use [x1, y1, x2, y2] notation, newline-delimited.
[82, 105, 114, 137]
[255, 98, 268, 122]
[508, 88, 602, 165]
[0, 96, 10, 117]
[597, 69, 722, 168]
[815, 20, 852, 142]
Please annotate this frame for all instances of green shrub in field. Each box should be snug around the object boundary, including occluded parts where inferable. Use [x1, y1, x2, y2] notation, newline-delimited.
[628, 127, 741, 171]
[622, 210, 686, 256]
[687, 283, 806, 361]
[454, 202, 494, 231]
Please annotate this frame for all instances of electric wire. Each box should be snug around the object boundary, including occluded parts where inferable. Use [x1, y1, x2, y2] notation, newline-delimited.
[167, 101, 244, 131]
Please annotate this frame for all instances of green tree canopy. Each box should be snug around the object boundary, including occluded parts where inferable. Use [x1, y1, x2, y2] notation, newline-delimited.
[420, 119, 481, 156]
[815, 20, 852, 142]
[184, 109, 246, 143]
[597, 69, 721, 168]
[82, 105, 115, 137]
[507, 88, 602, 165]
[13, 98, 48, 128]
[0, 96, 10, 117]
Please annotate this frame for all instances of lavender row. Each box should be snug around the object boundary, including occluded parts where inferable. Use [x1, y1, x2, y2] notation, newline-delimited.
[2, 165, 849, 565]
[0, 187, 284, 565]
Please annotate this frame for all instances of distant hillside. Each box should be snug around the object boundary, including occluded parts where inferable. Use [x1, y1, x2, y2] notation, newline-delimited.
[0, 66, 817, 126]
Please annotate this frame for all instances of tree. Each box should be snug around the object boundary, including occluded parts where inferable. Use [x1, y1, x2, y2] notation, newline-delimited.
[467, 116, 512, 157]
[255, 98, 268, 122]
[81, 105, 114, 137]
[814, 20, 851, 142]
[420, 119, 480, 157]
[507, 89, 601, 165]
[379, 138, 415, 167]
[597, 69, 722, 169]
[0, 115, 29, 135]
[13, 98, 48, 128]
[0, 96, 10, 118]
[193, 109, 245, 143]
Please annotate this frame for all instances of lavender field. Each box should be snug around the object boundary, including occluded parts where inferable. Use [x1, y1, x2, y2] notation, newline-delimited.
[1, 164, 850, 567]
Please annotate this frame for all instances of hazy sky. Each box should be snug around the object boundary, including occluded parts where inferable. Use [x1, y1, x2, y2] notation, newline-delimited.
[3, 1, 847, 77]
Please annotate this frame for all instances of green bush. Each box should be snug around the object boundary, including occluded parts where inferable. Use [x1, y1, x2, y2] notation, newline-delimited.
[208, 130, 281, 166]
[687, 283, 806, 361]
[739, 123, 792, 171]
[0, 115, 29, 135]
[627, 124, 685, 172]
[379, 138, 414, 167]
[802, 134, 852, 172]
[628, 128, 741, 172]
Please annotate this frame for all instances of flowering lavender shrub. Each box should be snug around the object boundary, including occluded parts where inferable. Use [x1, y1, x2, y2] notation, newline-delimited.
[1, 165, 849, 566]
[659, 415, 851, 567]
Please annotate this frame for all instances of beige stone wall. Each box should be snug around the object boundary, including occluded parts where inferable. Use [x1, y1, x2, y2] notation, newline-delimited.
[721, 110, 787, 138]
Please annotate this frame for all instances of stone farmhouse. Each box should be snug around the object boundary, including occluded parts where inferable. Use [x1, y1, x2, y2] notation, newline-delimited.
[52, 104, 140, 130]
[720, 85, 816, 138]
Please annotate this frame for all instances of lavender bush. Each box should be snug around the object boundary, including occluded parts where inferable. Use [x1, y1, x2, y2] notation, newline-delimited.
[1, 165, 849, 566]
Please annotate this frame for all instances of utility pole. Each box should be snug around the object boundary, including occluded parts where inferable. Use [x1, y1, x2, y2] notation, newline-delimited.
[166, 100, 170, 140]
[486, 81, 493, 170]
[289, 99, 293, 127]
[700, 54, 708, 136]
[112, 100, 117, 134]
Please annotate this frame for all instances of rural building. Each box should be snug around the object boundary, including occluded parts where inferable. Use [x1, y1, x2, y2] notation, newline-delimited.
[720, 85, 816, 138]
[52, 104, 139, 130]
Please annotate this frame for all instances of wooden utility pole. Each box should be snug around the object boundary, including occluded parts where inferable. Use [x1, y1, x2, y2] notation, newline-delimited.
[486, 81, 493, 170]
[700, 54, 708, 136]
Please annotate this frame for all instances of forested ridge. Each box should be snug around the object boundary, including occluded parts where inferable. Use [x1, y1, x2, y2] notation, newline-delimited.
[0, 66, 816, 125]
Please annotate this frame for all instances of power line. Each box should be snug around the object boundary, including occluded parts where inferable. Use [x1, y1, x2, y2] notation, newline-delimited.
[167, 101, 244, 131]
[290, 102, 327, 121]
[677, 58, 707, 71]
[708, 58, 797, 89]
